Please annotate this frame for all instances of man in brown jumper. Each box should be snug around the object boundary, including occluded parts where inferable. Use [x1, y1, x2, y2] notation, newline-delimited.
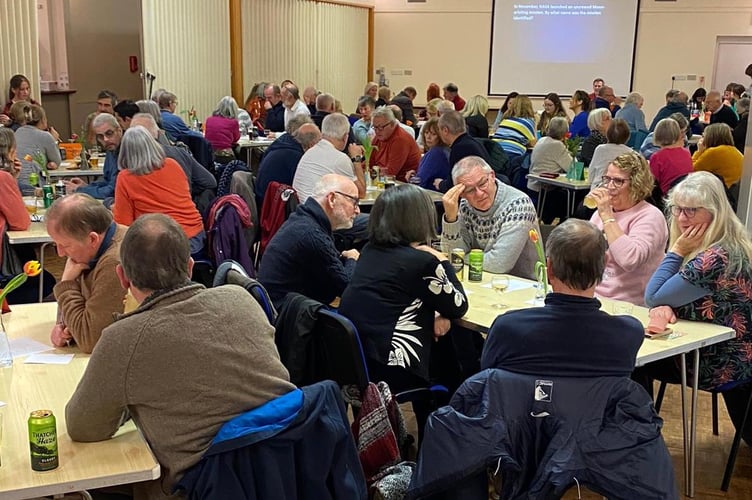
[66, 213, 295, 499]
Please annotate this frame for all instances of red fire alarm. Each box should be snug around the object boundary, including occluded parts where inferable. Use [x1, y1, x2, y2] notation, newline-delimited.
[129, 56, 139, 73]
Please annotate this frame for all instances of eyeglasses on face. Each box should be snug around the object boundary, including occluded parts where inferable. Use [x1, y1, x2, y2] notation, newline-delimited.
[670, 206, 702, 218]
[372, 122, 393, 132]
[334, 191, 359, 208]
[462, 173, 492, 196]
[600, 175, 629, 188]
[95, 128, 120, 141]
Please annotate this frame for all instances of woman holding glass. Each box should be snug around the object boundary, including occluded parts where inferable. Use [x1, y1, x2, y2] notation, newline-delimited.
[639, 171, 752, 444]
[339, 184, 468, 435]
[587, 152, 668, 305]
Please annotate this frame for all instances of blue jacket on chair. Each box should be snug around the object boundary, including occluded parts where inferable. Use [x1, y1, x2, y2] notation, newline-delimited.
[175, 380, 367, 500]
[407, 369, 678, 500]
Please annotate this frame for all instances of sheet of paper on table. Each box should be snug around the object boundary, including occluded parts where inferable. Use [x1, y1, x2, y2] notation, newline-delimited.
[10, 338, 53, 358]
[24, 352, 74, 365]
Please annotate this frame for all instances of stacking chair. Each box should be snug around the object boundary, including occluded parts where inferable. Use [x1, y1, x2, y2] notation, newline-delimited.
[654, 378, 752, 491]
[213, 260, 276, 324]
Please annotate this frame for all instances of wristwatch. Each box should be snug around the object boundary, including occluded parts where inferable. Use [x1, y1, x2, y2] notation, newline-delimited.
[350, 155, 364, 163]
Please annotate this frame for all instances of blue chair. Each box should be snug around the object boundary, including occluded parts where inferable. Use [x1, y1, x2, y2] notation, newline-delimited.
[628, 129, 648, 151]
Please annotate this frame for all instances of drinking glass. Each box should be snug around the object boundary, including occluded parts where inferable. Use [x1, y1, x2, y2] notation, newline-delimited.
[491, 276, 510, 309]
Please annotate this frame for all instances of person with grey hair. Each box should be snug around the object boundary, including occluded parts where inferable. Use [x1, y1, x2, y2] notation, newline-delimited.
[437, 100, 456, 116]
[641, 111, 689, 160]
[481, 218, 644, 377]
[528, 116, 572, 194]
[263, 84, 285, 132]
[370, 105, 421, 181]
[353, 95, 376, 144]
[389, 104, 417, 139]
[158, 91, 202, 141]
[733, 96, 749, 152]
[311, 93, 357, 148]
[649, 90, 690, 132]
[443, 82, 466, 111]
[65, 112, 122, 200]
[441, 156, 539, 278]
[136, 99, 171, 145]
[130, 113, 216, 205]
[615, 91, 648, 133]
[578, 108, 612, 167]
[293, 113, 366, 202]
[434, 110, 491, 191]
[255, 116, 321, 204]
[259, 173, 361, 308]
[204, 96, 241, 163]
[649, 117, 693, 196]
[66, 213, 295, 500]
[303, 85, 318, 114]
[113, 126, 206, 254]
[281, 83, 311, 128]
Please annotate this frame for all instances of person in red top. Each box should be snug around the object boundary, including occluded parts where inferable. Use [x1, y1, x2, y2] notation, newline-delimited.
[443, 83, 466, 112]
[649, 118, 694, 196]
[113, 126, 206, 254]
[370, 106, 421, 181]
[204, 96, 241, 163]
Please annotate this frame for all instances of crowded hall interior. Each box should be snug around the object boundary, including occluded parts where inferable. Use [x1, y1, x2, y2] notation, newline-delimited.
[3, 0, 752, 499]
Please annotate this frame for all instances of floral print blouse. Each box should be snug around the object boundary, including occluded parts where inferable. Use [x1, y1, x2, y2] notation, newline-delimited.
[678, 245, 752, 389]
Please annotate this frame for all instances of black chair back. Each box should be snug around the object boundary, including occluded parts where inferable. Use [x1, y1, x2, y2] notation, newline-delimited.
[314, 309, 370, 393]
[213, 260, 276, 323]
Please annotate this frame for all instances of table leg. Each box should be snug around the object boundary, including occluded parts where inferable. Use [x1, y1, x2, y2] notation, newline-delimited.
[689, 349, 700, 498]
[537, 189, 547, 219]
[680, 352, 689, 495]
[37, 242, 52, 303]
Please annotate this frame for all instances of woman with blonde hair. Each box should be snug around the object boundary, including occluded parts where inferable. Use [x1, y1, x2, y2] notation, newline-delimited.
[492, 94, 536, 157]
[587, 151, 668, 305]
[376, 86, 391, 108]
[640, 171, 752, 443]
[462, 95, 490, 138]
[11, 103, 61, 194]
[364, 82, 378, 100]
[692, 122, 743, 188]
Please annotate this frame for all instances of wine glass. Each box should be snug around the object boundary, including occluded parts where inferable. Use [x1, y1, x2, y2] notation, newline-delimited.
[491, 276, 510, 309]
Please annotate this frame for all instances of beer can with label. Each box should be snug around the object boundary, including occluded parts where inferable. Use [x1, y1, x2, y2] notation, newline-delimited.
[468, 249, 484, 282]
[42, 185, 54, 208]
[55, 180, 66, 199]
[28, 409, 59, 471]
[450, 248, 465, 281]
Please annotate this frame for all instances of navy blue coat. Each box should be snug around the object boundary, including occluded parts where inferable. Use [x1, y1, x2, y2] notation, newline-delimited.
[255, 133, 304, 205]
[176, 381, 367, 500]
[407, 369, 678, 500]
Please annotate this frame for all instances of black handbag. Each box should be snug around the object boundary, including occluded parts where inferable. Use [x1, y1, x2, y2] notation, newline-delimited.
[1, 225, 25, 286]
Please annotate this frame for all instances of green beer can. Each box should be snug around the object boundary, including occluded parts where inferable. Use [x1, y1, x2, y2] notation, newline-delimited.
[42, 185, 54, 208]
[468, 249, 483, 282]
[29, 409, 59, 471]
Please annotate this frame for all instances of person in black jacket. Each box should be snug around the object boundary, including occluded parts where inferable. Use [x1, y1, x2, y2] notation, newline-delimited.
[462, 95, 490, 139]
[389, 86, 417, 126]
[435, 111, 491, 191]
[706, 90, 739, 129]
[263, 84, 285, 132]
[733, 97, 749, 153]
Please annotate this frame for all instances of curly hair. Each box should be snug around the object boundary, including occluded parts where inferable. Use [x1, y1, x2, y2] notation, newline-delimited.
[611, 152, 654, 203]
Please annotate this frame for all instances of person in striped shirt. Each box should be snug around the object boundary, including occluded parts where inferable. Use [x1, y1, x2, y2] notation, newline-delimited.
[492, 94, 537, 158]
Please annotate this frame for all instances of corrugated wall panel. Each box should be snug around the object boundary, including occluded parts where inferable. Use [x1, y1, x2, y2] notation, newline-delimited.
[0, 0, 40, 109]
[142, 0, 230, 124]
[242, 0, 368, 115]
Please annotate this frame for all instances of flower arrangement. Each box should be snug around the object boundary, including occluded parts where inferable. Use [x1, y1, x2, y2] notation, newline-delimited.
[361, 135, 378, 184]
[0, 261, 41, 322]
[529, 229, 548, 297]
[564, 132, 582, 157]
[23, 150, 48, 177]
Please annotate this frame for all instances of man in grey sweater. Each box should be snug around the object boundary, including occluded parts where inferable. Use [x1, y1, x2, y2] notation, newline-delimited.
[441, 156, 539, 279]
[66, 214, 295, 499]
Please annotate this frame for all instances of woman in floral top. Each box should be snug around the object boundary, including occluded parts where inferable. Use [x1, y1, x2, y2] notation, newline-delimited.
[640, 171, 752, 443]
[339, 184, 468, 416]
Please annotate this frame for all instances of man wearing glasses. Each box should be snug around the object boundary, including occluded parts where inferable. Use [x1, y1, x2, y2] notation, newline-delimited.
[65, 113, 121, 201]
[370, 106, 421, 181]
[259, 174, 361, 308]
[594, 85, 622, 117]
[441, 156, 539, 279]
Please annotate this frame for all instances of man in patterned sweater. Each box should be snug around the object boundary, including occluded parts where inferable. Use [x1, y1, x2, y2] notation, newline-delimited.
[440, 156, 539, 279]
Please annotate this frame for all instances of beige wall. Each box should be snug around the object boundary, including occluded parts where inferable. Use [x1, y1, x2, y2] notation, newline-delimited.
[374, 0, 752, 121]
[0, 0, 39, 110]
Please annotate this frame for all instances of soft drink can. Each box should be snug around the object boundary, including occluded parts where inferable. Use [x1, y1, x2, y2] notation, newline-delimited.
[42, 185, 54, 208]
[468, 249, 484, 282]
[28, 409, 59, 471]
[450, 248, 465, 281]
[55, 180, 66, 199]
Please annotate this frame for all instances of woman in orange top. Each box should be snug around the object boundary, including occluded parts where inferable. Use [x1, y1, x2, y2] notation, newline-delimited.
[113, 126, 206, 254]
[692, 123, 743, 188]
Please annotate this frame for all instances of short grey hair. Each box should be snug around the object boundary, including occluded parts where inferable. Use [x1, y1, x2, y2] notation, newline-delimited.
[587, 108, 611, 131]
[670, 92, 688, 104]
[372, 106, 396, 123]
[316, 93, 335, 111]
[668, 112, 689, 131]
[437, 100, 455, 115]
[213, 96, 239, 119]
[311, 173, 349, 201]
[136, 99, 162, 126]
[158, 91, 177, 109]
[357, 95, 376, 110]
[546, 219, 607, 290]
[547, 116, 569, 140]
[737, 97, 750, 115]
[389, 104, 403, 122]
[286, 114, 313, 135]
[92, 112, 119, 130]
[117, 126, 165, 176]
[293, 123, 321, 149]
[654, 118, 681, 147]
[624, 92, 643, 106]
[321, 113, 350, 140]
[129, 113, 160, 138]
[438, 110, 466, 135]
[452, 155, 493, 183]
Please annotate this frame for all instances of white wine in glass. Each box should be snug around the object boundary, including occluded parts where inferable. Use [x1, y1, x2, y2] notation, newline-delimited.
[491, 276, 509, 309]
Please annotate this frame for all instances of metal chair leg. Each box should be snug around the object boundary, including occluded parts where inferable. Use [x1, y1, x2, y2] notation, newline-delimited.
[655, 380, 667, 413]
[721, 385, 752, 491]
[712, 391, 719, 436]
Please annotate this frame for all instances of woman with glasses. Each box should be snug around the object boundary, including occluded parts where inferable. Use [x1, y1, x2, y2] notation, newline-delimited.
[339, 184, 468, 438]
[536, 92, 569, 137]
[587, 151, 668, 305]
[639, 171, 752, 444]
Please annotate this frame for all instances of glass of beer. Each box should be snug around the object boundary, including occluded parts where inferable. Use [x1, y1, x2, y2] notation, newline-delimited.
[584, 180, 605, 209]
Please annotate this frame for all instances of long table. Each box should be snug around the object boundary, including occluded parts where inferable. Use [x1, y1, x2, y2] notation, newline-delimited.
[0, 303, 160, 499]
[358, 185, 444, 206]
[527, 173, 590, 217]
[7, 214, 53, 303]
[459, 274, 735, 498]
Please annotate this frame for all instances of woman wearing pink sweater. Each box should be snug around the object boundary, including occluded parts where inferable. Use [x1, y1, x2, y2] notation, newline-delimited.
[588, 152, 668, 305]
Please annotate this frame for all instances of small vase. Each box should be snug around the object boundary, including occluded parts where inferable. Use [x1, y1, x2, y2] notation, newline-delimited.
[535, 263, 549, 301]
